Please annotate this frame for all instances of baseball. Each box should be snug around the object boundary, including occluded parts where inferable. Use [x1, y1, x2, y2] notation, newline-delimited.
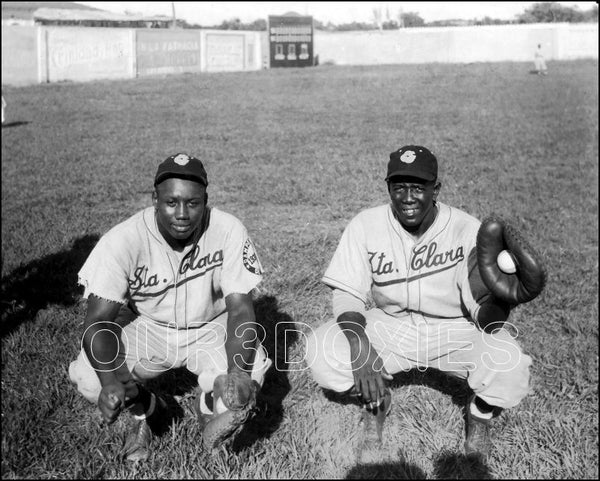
[497, 250, 517, 274]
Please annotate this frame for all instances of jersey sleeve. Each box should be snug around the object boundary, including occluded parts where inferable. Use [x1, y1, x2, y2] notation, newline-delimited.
[219, 220, 263, 297]
[77, 232, 131, 304]
[322, 217, 372, 303]
[332, 288, 366, 319]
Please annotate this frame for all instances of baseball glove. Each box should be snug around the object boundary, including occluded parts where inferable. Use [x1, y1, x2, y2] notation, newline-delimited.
[201, 371, 258, 449]
[476, 215, 547, 305]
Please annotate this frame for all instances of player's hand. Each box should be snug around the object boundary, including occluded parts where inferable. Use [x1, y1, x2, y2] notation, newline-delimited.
[98, 383, 126, 424]
[349, 340, 393, 408]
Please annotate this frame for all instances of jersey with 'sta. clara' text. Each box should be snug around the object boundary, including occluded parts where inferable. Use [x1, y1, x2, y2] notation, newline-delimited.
[78, 206, 264, 328]
[322, 202, 490, 322]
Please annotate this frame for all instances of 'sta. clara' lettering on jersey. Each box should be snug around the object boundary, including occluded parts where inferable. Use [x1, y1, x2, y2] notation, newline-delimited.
[369, 241, 465, 277]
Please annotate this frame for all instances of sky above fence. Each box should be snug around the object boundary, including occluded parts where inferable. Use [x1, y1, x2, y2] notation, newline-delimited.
[78, 1, 597, 26]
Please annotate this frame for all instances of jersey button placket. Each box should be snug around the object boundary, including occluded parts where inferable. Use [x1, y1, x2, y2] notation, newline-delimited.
[407, 241, 422, 326]
[167, 250, 180, 329]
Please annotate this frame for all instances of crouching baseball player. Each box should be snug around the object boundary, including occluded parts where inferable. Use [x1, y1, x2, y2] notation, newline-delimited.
[305, 145, 546, 461]
[69, 153, 272, 461]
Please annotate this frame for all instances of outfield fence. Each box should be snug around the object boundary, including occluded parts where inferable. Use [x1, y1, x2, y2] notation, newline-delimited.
[2, 26, 262, 86]
[314, 23, 598, 66]
[2, 22, 597, 86]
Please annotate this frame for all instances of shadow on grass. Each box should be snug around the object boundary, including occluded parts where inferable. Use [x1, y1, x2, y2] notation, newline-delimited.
[231, 294, 296, 452]
[344, 452, 490, 479]
[324, 368, 472, 409]
[345, 460, 426, 479]
[433, 452, 490, 479]
[327, 370, 491, 479]
[142, 294, 297, 450]
[389, 368, 473, 407]
[2, 120, 30, 128]
[0, 234, 99, 338]
[146, 367, 198, 430]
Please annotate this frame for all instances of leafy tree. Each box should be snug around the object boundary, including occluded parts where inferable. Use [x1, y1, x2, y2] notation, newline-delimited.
[336, 21, 376, 31]
[474, 16, 511, 26]
[400, 12, 425, 28]
[178, 19, 201, 29]
[313, 18, 325, 30]
[209, 17, 266, 30]
[517, 2, 586, 23]
[582, 4, 598, 22]
[218, 17, 243, 30]
[382, 20, 399, 30]
[247, 18, 267, 30]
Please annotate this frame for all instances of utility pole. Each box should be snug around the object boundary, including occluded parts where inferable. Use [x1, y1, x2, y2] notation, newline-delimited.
[373, 5, 383, 30]
[171, 2, 176, 28]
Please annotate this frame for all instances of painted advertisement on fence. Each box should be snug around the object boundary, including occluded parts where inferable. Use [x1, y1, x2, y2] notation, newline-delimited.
[46, 27, 133, 82]
[136, 30, 201, 76]
[205, 33, 244, 72]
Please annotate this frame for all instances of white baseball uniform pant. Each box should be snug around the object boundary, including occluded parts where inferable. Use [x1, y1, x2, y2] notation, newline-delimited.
[69, 307, 272, 405]
[305, 308, 532, 409]
[534, 57, 547, 72]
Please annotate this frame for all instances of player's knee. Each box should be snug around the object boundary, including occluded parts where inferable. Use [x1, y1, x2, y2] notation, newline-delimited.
[305, 327, 328, 380]
[305, 324, 352, 392]
[499, 353, 532, 408]
[474, 352, 532, 409]
[68, 358, 101, 404]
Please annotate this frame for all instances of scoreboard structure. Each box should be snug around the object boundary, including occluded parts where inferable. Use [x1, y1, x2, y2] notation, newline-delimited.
[268, 15, 314, 68]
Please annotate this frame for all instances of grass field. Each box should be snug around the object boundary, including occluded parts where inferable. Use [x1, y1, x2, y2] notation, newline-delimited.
[1, 59, 598, 479]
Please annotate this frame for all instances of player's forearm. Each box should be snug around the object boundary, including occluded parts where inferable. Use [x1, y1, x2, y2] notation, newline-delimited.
[82, 319, 121, 385]
[337, 311, 370, 349]
[225, 321, 257, 374]
[224, 293, 259, 373]
[475, 300, 511, 330]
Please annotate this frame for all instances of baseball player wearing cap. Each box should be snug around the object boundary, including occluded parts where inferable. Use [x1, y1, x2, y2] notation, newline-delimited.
[305, 145, 532, 461]
[69, 153, 272, 461]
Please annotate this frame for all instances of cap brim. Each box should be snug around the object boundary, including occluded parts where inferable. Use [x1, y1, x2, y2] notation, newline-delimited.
[385, 170, 436, 182]
[154, 172, 208, 186]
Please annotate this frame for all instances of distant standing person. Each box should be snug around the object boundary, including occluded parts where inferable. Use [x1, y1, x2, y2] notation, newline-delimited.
[69, 153, 272, 461]
[534, 43, 548, 75]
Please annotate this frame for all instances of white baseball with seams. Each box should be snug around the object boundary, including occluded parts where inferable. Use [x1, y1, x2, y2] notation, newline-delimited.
[497, 250, 517, 274]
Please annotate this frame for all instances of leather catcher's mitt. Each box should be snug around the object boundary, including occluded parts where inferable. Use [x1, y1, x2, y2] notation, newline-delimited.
[201, 371, 258, 449]
[476, 216, 547, 305]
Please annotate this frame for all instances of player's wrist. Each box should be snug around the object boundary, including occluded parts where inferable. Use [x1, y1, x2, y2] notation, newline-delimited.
[348, 335, 372, 362]
[227, 363, 251, 376]
[97, 371, 120, 388]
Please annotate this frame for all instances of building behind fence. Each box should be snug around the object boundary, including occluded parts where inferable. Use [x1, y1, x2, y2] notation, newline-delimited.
[2, 22, 597, 87]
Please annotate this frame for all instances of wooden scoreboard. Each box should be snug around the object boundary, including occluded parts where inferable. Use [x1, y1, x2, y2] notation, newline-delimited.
[268, 15, 314, 68]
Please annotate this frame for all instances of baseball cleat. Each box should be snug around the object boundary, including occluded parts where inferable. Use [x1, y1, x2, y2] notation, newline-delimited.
[464, 400, 492, 461]
[123, 393, 168, 462]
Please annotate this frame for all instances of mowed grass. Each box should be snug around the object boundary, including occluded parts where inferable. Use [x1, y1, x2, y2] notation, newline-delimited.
[1, 59, 598, 479]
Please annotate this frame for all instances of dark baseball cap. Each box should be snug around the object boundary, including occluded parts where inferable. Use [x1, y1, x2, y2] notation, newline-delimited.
[385, 145, 438, 182]
[154, 153, 208, 186]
